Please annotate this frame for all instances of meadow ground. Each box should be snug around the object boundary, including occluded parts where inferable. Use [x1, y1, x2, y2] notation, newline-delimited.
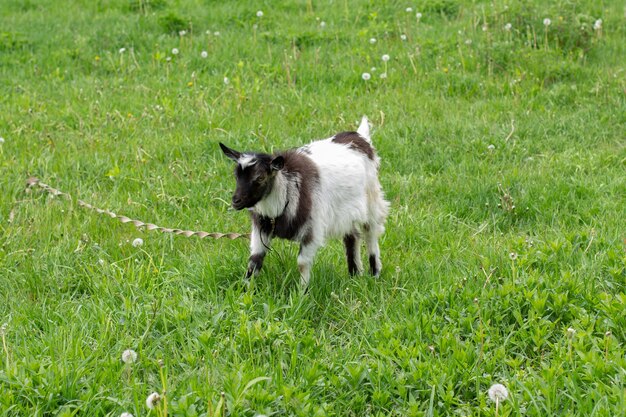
[0, 0, 625, 416]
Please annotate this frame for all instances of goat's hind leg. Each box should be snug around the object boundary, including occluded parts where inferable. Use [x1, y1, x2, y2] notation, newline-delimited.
[363, 222, 384, 277]
[343, 232, 363, 276]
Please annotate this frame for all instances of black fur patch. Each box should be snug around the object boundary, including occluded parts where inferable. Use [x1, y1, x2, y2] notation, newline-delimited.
[369, 254, 379, 276]
[246, 253, 266, 278]
[252, 151, 320, 242]
[343, 234, 359, 275]
[332, 131, 375, 160]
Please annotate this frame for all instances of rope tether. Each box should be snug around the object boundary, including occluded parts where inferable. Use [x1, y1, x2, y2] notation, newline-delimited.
[26, 177, 250, 240]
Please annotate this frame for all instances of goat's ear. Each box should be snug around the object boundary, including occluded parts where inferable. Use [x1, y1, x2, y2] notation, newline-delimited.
[270, 156, 285, 171]
[219, 142, 241, 162]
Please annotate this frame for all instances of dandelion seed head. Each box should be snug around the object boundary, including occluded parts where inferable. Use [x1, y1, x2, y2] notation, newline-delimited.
[223, 77, 230, 85]
[543, 18, 551, 27]
[122, 349, 137, 363]
[593, 19, 602, 30]
[416, 12, 422, 19]
[380, 72, 387, 79]
[465, 39, 472, 45]
[132, 238, 143, 247]
[487, 144, 495, 151]
[320, 21, 326, 28]
[120, 413, 134, 417]
[605, 331, 612, 337]
[0, 137, 4, 144]
[400, 34, 407, 41]
[98, 258, 105, 266]
[171, 48, 179, 55]
[362, 72, 371, 81]
[119, 47, 126, 54]
[382, 54, 390, 62]
[146, 392, 161, 409]
[256, 10, 264, 17]
[482, 24, 488, 32]
[406, 7, 413, 13]
[369, 37, 377, 44]
[567, 327, 576, 337]
[214, 31, 221, 36]
[505, 23, 512, 31]
[179, 30, 187, 36]
[201, 51, 208, 58]
[509, 252, 518, 260]
[488, 383, 509, 402]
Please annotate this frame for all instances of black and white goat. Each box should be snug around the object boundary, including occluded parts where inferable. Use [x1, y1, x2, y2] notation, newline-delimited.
[219, 117, 389, 287]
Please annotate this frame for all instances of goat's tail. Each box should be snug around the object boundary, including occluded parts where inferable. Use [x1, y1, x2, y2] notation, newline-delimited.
[357, 116, 371, 143]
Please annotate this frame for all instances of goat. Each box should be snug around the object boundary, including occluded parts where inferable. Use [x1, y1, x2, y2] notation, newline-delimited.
[219, 116, 389, 288]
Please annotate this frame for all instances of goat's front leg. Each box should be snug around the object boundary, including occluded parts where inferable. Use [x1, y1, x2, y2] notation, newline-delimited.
[246, 224, 271, 279]
[297, 241, 320, 288]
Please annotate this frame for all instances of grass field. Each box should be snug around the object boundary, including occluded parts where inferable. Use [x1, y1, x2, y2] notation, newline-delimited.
[1, 0, 625, 415]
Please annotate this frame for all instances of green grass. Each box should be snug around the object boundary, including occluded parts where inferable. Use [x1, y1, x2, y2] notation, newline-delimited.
[1, 0, 625, 415]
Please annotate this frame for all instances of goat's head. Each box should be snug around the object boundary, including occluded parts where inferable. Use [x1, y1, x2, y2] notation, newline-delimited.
[219, 143, 285, 210]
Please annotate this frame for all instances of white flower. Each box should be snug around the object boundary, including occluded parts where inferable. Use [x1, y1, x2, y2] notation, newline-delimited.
[543, 18, 551, 27]
[146, 392, 161, 409]
[465, 39, 472, 45]
[98, 258, 105, 266]
[179, 30, 187, 36]
[482, 24, 488, 32]
[487, 144, 495, 151]
[171, 48, 179, 55]
[256, 10, 263, 17]
[509, 252, 518, 261]
[362, 72, 371, 81]
[382, 54, 390, 62]
[120, 413, 134, 417]
[416, 12, 422, 19]
[214, 31, 221, 36]
[320, 21, 326, 28]
[488, 384, 509, 402]
[119, 47, 126, 54]
[567, 327, 576, 338]
[121, 349, 138, 364]
[593, 19, 602, 30]
[201, 51, 208, 58]
[205, 30, 211, 35]
[0, 137, 4, 144]
[371, 67, 377, 72]
[369, 37, 377, 44]
[406, 7, 413, 13]
[132, 238, 143, 247]
[166, 56, 172, 62]
[400, 34, 407, 41]
[504, 23, 512, 31]
[223, 77, 230, 85]
[380, 72, 387, 79]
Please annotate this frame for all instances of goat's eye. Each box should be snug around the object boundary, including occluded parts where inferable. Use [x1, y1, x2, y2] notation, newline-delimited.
[253, 176, 265, 185]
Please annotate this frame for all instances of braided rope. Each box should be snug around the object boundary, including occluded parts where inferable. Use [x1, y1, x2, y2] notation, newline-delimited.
[26, 177, 250, 240]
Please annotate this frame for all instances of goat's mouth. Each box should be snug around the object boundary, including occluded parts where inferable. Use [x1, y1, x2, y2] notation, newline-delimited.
[232, 200, 256, 210]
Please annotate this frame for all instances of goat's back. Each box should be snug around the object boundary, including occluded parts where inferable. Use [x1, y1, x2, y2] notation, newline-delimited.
[297, 137, 381, 239]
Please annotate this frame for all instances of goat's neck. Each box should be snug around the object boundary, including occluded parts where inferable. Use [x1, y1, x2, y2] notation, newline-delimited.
[253, 173, 291, 219]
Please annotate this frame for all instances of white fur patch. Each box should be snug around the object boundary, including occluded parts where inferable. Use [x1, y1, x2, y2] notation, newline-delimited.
[238, 154, 257, 169]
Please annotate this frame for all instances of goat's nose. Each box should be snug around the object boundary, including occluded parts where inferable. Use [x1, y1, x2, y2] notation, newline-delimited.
[232, 196, 242, 205]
